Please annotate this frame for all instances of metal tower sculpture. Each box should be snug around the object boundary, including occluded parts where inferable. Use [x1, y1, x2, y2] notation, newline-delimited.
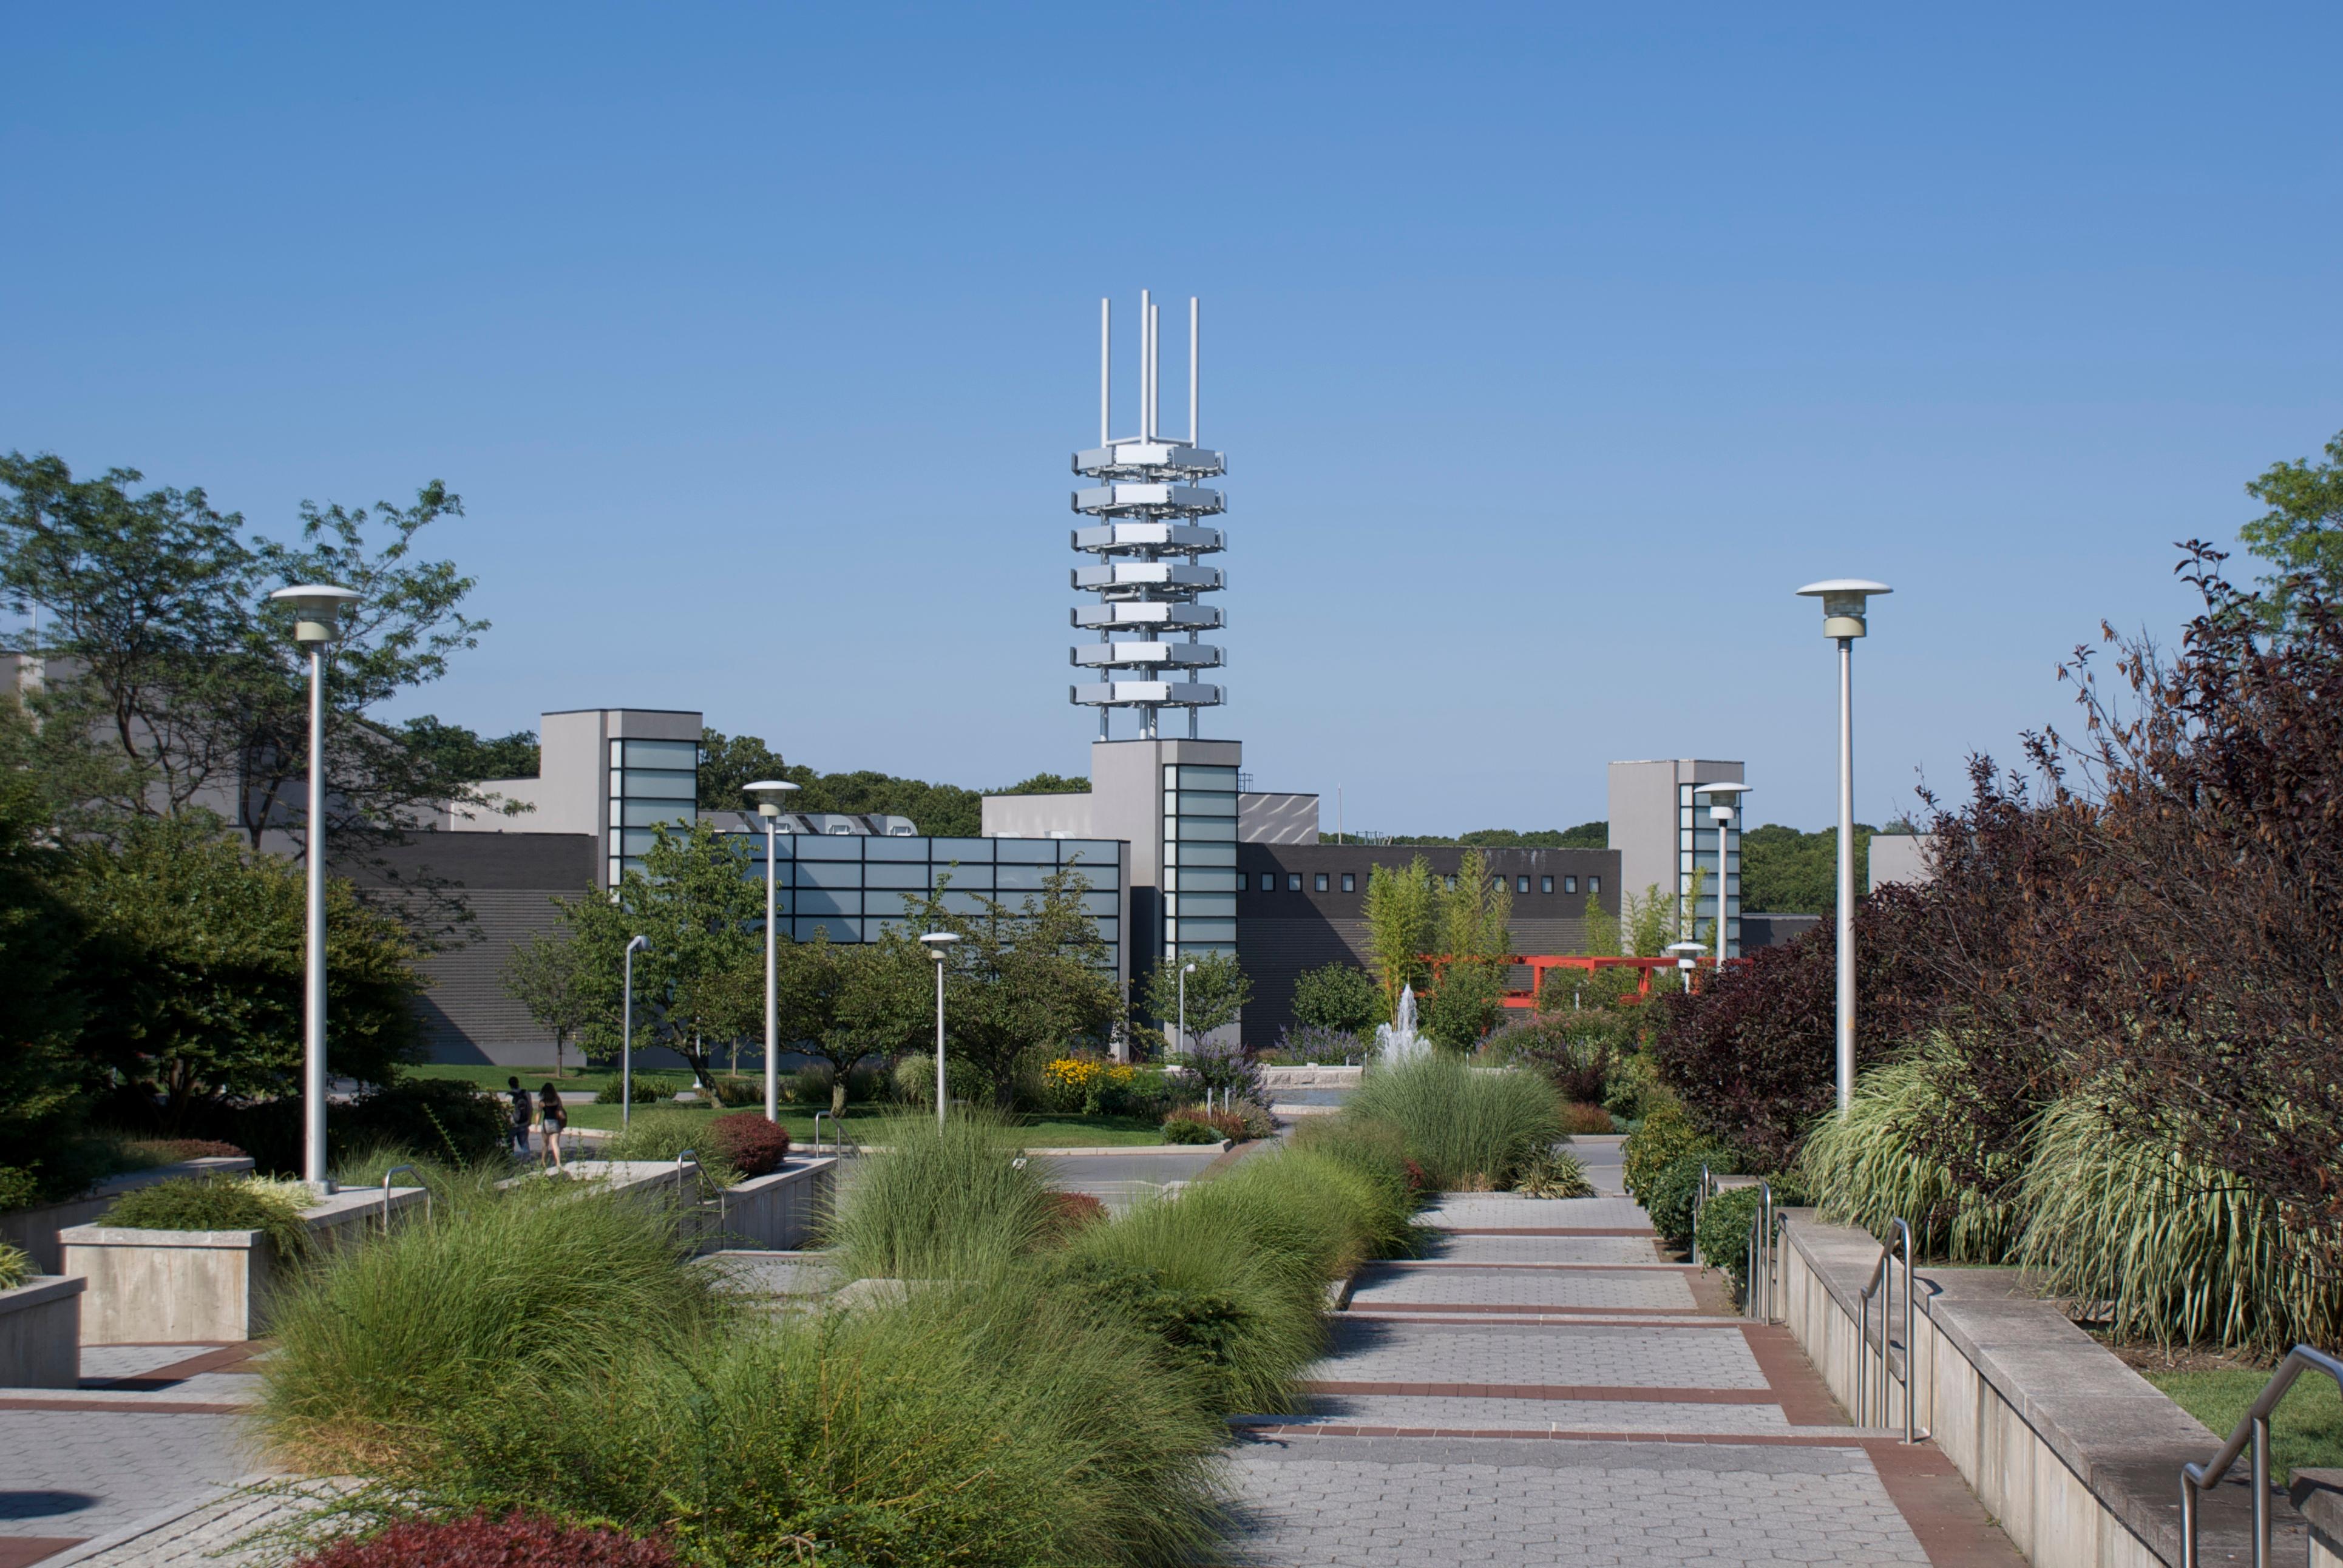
[1070, 291, 1226, 739]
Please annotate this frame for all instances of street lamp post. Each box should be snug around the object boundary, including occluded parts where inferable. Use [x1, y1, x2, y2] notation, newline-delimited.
[1664, 939, 1706, 995]
[1701, 783, 1751, 961]
[744, 780, 801, 1121]
[1795, 579, 1891, 1113]
[920, 932, 960, 1126]
[268, 583, 361, 1194]
[622, 934, 651, 1130]
[1176, 960, 1198, 1057]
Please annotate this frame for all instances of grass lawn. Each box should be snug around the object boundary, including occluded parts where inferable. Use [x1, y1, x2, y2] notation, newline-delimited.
[2141, 1367, 2343, 1476]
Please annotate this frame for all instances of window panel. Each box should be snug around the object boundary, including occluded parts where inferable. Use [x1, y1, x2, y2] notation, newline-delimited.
[1178, 790, 1238, 817]
[996, 837, 1057, 863]
[1541, 876, 1553, 894]
[1564, 876, 1579, 893]
[928, 837, 993, 863]
[1314, 873, 1329, 892]
[1287, 873, 1301, 891]
[793, 835, 863, 860]
[619, 768, 699, 800]
[620, 799, 692, 828]
[1081, 891, 1119, 916]
[1181, 917, 1238, 942]
[864, 836, 929, 861]
[794, 917, 862, 942]
[1258, 872, 1274, 891]
[1178, 842, 1235, 867]
[862, 862, 933, 890]
[1176, 892, 1236, 918]
[1181, 817, 1236, 841]
[1181, 868, 1239, 892]
[936, 863, 991, 891]
[795, 859, 865, 890]
[1341, 873, 1355, 893]
[1176, 766, 1238, 789]
[995, 863, 1049, 891]
[1093, 917, 1119, 942]
[939, 890, 991, 915]
[1161, 817, 1178, 842]
[1589, 875, 1602, 893]
[621, 738, 700, 768]
[795, 889, 861, 917]
[618, 828, 668, 857]
[1517, 876, 1531, 894]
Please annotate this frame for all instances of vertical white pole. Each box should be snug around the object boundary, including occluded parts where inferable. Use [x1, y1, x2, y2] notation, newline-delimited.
[763, 819, 779, 1121]
[622, 948, 635, 1131]
[1099, 297, 1111, 445]
[1188, 296, 1199, 444]
[1836, 637, 1856, 1112]
[1148, 301, 1161, 438]
[303, 644, 328, 1191]
[1139, 289, 1151, 439]
[1178, 968, 1188, 1058]
[934, 958, 948, 1127]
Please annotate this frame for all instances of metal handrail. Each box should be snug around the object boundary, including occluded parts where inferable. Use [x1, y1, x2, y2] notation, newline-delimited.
[1855, 1217, 1925, 1444]
[811, 1112, 831, 1157]
[674, 1149, 697, 1204]
[378, 1165, 429, 1234]
[2180, 1343, 2343, 1567]
[1743, 1182, 1778, 1322]
[1690, 1163, 1717, 1265]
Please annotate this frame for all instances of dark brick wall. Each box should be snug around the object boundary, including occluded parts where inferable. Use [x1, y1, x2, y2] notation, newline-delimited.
[1233, 844, 1621, 1049]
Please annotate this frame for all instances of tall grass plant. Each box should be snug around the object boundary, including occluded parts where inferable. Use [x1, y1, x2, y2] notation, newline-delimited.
[1799, 1043, 2021, 1263]
[822, 1108, 1053, 1279]
[1346, 1052, 1564, 1190]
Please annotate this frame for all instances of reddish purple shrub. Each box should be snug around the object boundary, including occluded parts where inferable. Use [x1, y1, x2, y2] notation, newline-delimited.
[706, 1111, 790, 1177]
[294, 1512, 676, 1568]
[1041, 1189, 1108, 1240]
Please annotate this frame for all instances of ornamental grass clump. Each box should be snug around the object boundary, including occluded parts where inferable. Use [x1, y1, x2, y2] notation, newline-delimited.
[105, 1176, 311, 1259]
[822, 1108, 1054, 1280]
[601, 1107, 738, 1185]
[2015, 1095, 2343, 1354]
[375, 1277, 1230, 1568]
[0, 1242, 34, 1289]
[1799, 1043, 2021, 1264]
[257, 1179, 724, 1472]
[1346, 1051, 1564, 1191]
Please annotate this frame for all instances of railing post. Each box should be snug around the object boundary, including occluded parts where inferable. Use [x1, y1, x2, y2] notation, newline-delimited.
[2252, 1413, 2271, 1565]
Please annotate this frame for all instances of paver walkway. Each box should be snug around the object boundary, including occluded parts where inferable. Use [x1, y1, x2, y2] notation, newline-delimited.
[1222, 1141, 2029, 1567]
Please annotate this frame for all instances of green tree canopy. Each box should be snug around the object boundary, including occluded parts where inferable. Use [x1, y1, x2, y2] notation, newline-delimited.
[1289, 962, 1382, 1035]
[401, 715, 540, 782]
[1737, 823, 1876, 914]
[1423, 848, 1514, 1047]
[773, 930, 928, 1110]
[2239, 427, 2343, 633]
[500, 926, 593, 1075]
[697, 727, 1087, 831]
[1140, 950, 1252, 1051]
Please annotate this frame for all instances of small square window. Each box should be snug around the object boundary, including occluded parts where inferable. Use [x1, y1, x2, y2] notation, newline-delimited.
[1564, 876, 1578, 894]
[1341, 873, 1355, 893]
[1541, 876, 1553, 894]
[1443, 874, 1457, 891]
[1287, 873, 1302, 891]
[1589, 874, 1602, 893]
[1516, 876, 1530, 894]
[1259, 872, 1274, 892]
[1314, 873, 1329, 892]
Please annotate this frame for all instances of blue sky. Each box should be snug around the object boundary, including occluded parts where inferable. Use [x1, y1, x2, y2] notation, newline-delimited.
[6, 3, 2339, 834]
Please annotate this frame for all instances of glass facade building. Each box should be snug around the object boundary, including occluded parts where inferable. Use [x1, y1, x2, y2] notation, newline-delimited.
[1161, 762, 1238, 958]
[741, 831, 1126, 953]
[606, 736, 700, 886]
[1678, 781, 1741, 957]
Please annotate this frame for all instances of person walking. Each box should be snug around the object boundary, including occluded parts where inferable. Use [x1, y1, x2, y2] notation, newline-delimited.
[538, 1083, 568, 1171]
[505, 1075, 534, 1158]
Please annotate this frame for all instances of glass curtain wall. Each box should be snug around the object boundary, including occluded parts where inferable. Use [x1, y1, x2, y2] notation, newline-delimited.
[756, 833, 1123, 955]
[1162, 763, 1238, 958]
[1678, 782, 1741, 958]
[608, 737, 700, 886]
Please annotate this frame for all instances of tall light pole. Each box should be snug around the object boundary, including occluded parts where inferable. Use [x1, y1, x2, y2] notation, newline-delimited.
[1702, 783, 1751, 961]
[622, 934, 650, 1130]
[1176, 960, 1198, 1057]
[920, 932, 960, 1126]
[268, 584, 361, 1194]
[1795, 579, 1891, 1113]
[744, 780, 801, 1121]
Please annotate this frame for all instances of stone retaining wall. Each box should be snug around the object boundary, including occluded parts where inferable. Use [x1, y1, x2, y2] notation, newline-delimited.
[0, 1274, 83, 1387]
[700, 1158, 837, 1252]
[1, 1157, 256, 1274]
[1777, 1211, 2299, 1567]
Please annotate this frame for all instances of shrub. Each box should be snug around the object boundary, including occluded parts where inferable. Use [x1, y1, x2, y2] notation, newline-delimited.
[705, 1076, 762, 1107]
[1494, 1013, 1622, 1104]
[822, 1110, 1054, 1279]
[1176, 1038, 1266, 1103]
[293, 1511, 676, 1568]
[2015, 1097, 2343, 1354]
[0, 1166, 39, 1213]
[1040, 1190, 1108, 1242]
[132, 1137, 247, 1162]
[1289, 961, 1382, 1035]
[1157, 1110, 1218, 1148]
[1560, 1101, 1614, 1135]
[1269, 1023, 1365, 1063]
[1603, 1051, 1664, 1121]
[1516, 1150, 1596, 1199]
[381, 1277, 1230, 1568]
[106, 1177, 311, 1258]
[0, 1241, 35, 1289]
[1695, 1185, 1764, 1296]
[1647, 1152, 1735, 1248]
[1195, 1144, 1416, 1275]
[1346, 1052, 1564, 1191]
[1041, 1055, 1142, 1114]
[892, 1052, 986, 1109]
[594, 1075, 668, 1105]
[704, 1112, 790, 1178]
[1286, 1117, 1420, 1222]
[602, 1109, 736, 1185]
[257, 1178, 723, 1470]
[340, 1080, 508, 1166]
[1621, 1091, 1706, 1200]
[1799, 1043, 2020, 1263]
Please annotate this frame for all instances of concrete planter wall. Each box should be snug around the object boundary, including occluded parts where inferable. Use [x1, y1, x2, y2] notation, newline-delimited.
[1, 1157, 255, 1275]
[60, 1185, 424, 1345]
[1776, 1212, 2302, 1567]
[0, 1275, 84, 1387]
[700, 1158, 838, 1253]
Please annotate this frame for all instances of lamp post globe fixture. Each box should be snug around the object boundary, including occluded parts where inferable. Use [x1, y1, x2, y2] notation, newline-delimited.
[1664, 939, 1706, 995]
[1700, 783, 1751, 961]
[620, 934, 651, 1129]
[1795, 578, 1891, 1113]
[744, 780, 801, 1121]
[919, 932, 961, 1126]
[267, 583, 362, 1194]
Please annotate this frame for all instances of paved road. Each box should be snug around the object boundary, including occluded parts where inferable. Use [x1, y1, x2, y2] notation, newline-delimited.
[1222, 1185, 2028, 1567]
